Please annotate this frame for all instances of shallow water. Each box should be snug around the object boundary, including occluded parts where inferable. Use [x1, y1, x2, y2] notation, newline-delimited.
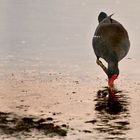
[0, 0, 140, 139]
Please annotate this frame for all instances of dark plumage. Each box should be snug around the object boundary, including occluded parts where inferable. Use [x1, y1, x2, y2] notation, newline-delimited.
[92, 12, 130, 87]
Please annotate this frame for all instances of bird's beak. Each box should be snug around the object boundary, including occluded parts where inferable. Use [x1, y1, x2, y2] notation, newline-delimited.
[108, 74, 118, 87]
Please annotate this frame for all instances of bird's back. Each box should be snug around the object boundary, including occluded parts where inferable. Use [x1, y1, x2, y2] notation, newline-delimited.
[93, 15, 130, 62]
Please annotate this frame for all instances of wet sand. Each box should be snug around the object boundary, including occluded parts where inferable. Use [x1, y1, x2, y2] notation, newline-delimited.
[0, 65, 140, 139]
[0, 0, 140, 139]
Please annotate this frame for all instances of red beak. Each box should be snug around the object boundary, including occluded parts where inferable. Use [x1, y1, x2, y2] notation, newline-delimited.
[108, 74, 118, 87]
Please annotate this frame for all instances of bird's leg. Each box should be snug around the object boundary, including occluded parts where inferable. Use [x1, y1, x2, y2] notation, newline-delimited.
[96, 58, 108, 75]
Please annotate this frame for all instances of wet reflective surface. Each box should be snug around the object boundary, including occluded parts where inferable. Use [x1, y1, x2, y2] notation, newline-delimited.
[94, 89, 131, 139]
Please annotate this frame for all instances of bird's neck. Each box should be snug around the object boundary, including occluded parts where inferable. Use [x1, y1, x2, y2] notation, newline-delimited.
[108, 61, 119, 76]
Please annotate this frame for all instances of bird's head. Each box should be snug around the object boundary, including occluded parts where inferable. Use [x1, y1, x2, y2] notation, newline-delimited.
[108, 67, 119, 87]
[98, 12, 107, 23]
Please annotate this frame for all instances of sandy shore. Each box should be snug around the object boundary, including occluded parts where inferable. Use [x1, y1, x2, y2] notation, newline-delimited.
[0, 67, 139, 139]
[0, 70, 99, 139]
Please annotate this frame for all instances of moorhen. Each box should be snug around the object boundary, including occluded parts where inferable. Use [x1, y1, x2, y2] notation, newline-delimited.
[92, 12, 130, 91]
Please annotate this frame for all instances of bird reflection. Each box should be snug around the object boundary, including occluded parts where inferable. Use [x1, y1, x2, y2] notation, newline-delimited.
[95, 87, 126, 114]
[94, 88, 130, 139]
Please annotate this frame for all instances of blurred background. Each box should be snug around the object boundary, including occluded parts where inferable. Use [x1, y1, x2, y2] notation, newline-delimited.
[0, 0, 139, 78]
